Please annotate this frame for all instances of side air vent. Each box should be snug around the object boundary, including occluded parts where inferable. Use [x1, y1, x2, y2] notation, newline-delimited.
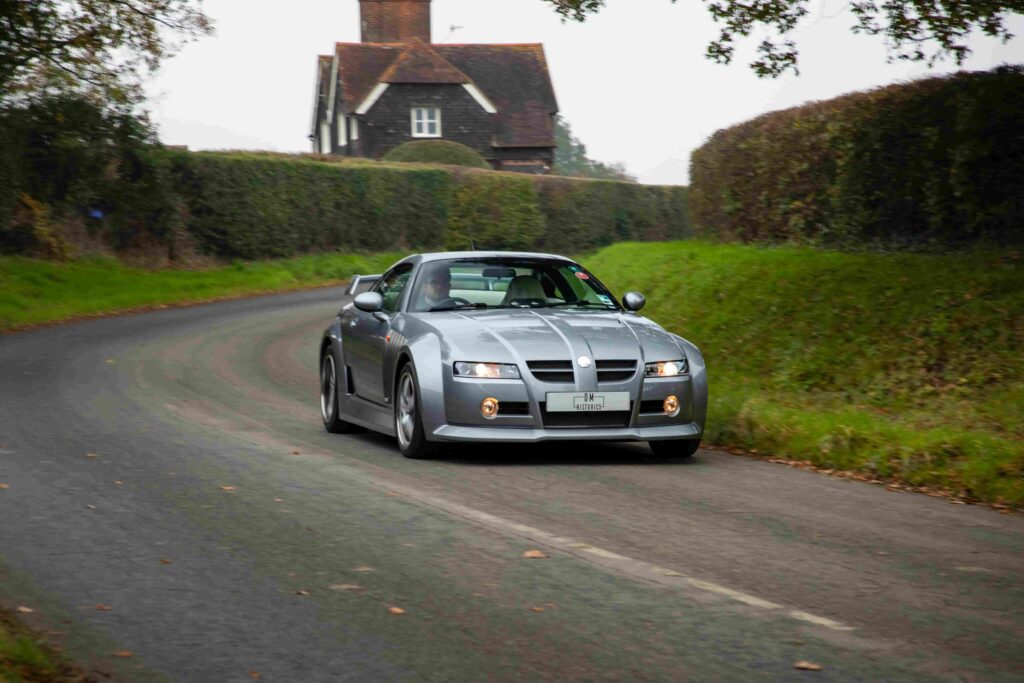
[527, 360, 574, 383]
[639, 399, 665, 414]
[500, 402, 530, 416]
[596, 359, 637, 383]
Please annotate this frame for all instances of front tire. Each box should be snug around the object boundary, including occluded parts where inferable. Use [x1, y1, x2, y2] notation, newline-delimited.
[395, 364, 439, 460]
[321, 351, 358, 434]
[649, 439, 700, 459]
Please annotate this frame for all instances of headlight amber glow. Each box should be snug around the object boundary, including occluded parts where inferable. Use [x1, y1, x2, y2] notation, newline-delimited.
[663, 395, 680, 416]
[644, 360, 687, 377]
[454, 362, 521, 379]
[480, 397, 499, 419]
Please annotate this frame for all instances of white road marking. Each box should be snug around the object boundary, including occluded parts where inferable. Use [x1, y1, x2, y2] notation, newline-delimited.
[377, 479, 857, 633]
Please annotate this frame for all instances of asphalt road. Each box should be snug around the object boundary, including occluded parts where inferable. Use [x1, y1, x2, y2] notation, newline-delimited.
[1, 288, 1022, 682]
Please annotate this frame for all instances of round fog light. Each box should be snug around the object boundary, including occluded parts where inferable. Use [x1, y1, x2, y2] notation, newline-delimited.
[663, 395, 680, 417]
[481, 397, 499, 419]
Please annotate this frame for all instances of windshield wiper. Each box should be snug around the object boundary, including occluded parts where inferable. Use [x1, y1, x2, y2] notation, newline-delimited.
[543, 301, 618, 310]
[428, 303, 492, 312]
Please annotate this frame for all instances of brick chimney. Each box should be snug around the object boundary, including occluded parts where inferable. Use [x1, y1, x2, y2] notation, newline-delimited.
[360, 0, 431, 43]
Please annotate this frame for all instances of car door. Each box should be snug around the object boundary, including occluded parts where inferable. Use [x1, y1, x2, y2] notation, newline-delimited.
[343, 263, 413, 405]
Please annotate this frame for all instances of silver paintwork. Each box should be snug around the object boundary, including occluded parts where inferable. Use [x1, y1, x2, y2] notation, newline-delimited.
[321, 251, 707, 446]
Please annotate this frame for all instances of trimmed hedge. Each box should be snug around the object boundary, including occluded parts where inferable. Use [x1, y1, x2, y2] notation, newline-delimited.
[1, 103, 690, 259]
[689, 66, 1024, 247]
[154, 152, 690, 259]
[166, 152, 453, 258]
[383, 140, 490, 168]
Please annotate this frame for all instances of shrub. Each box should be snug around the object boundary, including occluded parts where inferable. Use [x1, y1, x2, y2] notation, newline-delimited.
[0, 95, 182, 257]
[689, 66, 1024, 248]
[1, 120, 689, 260]
[383, 140, 490, 169]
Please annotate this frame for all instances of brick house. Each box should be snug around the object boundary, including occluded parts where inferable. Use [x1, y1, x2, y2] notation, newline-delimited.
[311, 0, 559, 174]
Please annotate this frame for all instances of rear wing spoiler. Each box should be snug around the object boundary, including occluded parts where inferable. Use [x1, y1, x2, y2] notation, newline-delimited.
[345, 274, 381, 296]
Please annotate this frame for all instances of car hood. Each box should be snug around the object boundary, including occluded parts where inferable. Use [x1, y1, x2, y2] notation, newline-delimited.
[409, 309, 684, 364]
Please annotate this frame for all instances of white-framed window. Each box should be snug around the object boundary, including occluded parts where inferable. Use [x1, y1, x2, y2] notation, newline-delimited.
[411, 107, 441, 138]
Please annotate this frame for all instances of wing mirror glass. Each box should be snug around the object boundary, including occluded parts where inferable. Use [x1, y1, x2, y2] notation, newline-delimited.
[622, 291, 646, 312]
[354, 292, 384, 313]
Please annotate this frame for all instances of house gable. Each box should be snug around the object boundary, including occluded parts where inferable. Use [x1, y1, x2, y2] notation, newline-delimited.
[312, 1, 558, 172]
[359, 83, 494, 162]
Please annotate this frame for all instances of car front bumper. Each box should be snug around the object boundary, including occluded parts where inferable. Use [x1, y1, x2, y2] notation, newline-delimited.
[431, 421, 702, 443]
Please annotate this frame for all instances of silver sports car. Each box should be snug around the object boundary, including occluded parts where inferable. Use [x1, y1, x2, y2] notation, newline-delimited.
[320, 252, 707, 459]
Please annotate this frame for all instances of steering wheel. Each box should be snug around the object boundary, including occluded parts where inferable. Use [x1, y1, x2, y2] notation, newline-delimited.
[449, 296, 472, 305]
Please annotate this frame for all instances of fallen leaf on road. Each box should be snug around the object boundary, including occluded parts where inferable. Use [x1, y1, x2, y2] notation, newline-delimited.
[530, 606, 545, 612]
[86, 453, 98, 459]
[112, 480, 123, 486]
[220, 485, 236, 491]
[328, 584, 363, 592]
[159, 558, 173, 565]
[353, 566, 375, 572]
[249, 671, 261, 680]
[86, 505, 96, 510]
[794, 661, 822, 671]
[291, 450, 300, 455]
[16, 606, 33, 614]
[295, 589, 311, 596]
[105, 359, 117, 364]
[389, 607, 406, 615]
[95, 605, 112, 611]
[0, 483, 9, 490]
[274, 498, 284, 503]
[112, 650, 133, 658]
[522, 550, 548, 559]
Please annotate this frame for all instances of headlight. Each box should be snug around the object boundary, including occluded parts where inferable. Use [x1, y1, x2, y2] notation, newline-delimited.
[453, 362, 521, 379]
[644, 360, 687, 377]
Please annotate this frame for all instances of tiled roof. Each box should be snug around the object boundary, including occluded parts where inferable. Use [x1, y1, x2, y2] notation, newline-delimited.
[379, 38, 470, 84]
[436, 44, 558, 148]
[329, 41, 558, 148]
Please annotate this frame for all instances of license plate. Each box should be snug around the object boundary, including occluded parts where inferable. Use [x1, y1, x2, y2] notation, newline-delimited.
[546, 391, 630, 412]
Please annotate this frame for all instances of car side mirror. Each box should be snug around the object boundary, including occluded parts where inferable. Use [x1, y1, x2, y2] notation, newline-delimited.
[354, 292, 384, 313]
[622, 291, 646, 312]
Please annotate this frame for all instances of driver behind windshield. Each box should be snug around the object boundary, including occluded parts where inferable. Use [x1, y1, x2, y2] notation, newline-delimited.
[420, 263, 453, 309]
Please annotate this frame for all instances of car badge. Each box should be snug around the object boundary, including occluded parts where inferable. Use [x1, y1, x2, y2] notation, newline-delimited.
[577, 355, 592, 368]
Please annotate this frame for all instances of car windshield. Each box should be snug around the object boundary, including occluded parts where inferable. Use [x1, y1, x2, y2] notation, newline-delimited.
[409, 257, 621, 313]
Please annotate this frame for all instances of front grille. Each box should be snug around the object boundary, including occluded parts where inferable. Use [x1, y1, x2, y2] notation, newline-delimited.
[528, 360, 574, 383]
[596, 360, 637, 383]
[499, 401, 530, 416]
[640, 399, 665, 414]
[540, 403, 633, 428]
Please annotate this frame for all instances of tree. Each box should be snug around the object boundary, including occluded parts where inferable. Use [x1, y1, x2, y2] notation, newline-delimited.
[541, 0, 1023, 77]
[553, 115, 636, 181]
[0, 0, 212, 104]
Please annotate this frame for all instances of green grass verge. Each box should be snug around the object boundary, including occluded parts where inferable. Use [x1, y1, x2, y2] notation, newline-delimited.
[587, 241, 1024, 506]
[0, 251, 404, 331]
[0, 610, 79, 683]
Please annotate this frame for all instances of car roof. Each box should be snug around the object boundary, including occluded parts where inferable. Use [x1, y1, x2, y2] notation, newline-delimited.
[409, 251, 574, 265]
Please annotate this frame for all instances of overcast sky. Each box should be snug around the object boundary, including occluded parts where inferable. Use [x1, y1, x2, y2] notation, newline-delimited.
[145, 0, 1024, 185]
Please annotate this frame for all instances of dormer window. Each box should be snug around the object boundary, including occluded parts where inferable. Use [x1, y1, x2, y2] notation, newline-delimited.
[411, 107, 441, 138]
